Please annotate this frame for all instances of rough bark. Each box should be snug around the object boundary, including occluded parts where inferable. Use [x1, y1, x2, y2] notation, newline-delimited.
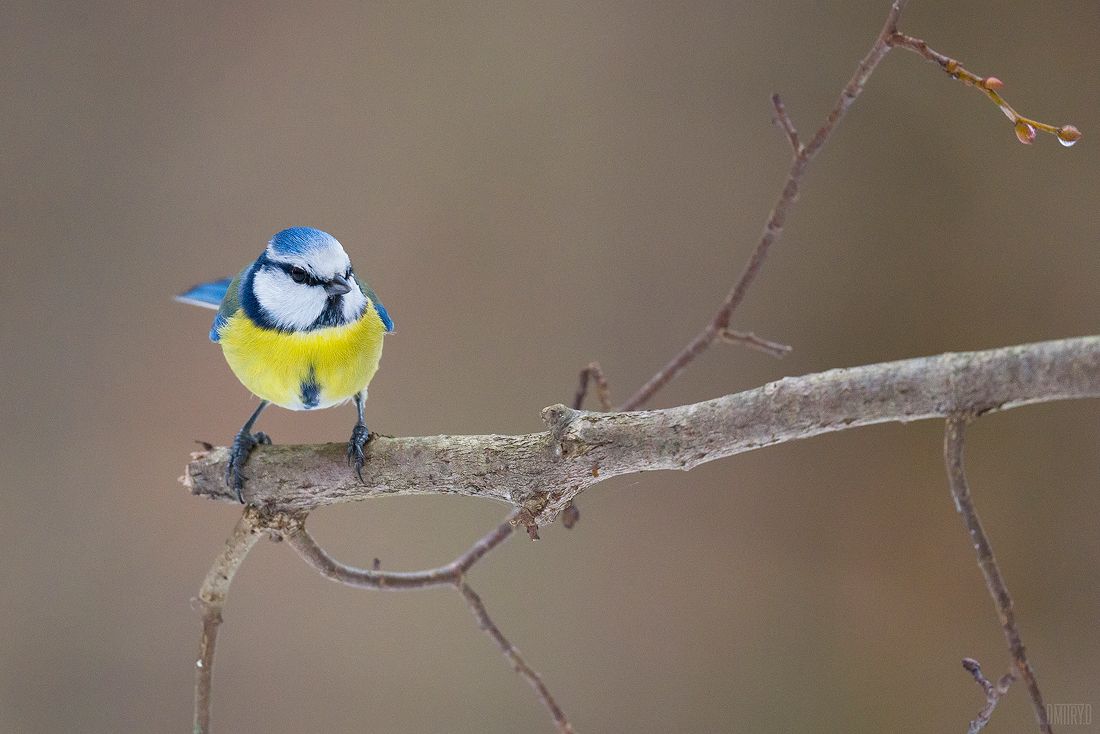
[183, 336, 1100, 522]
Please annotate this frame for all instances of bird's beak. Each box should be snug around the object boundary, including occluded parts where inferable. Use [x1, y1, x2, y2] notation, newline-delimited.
[323, 274, 352, 296]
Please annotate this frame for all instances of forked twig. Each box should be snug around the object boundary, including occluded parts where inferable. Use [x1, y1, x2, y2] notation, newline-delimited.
[719, 329, 791, 358]
[618, 0, 1078, 410]
[619, 1, 908, 410]
[195, 510, 572, 732]
[573, 361, 612, 412]
[283, 512, 573, 731]
[945, 417, 1051, 733]
[961, 657, 1016, 733]
[889, 33, 1081, 146]
[771, 93, 803, 154]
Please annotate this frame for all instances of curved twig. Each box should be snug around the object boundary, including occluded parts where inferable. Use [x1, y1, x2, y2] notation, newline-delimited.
[283, 512, 574, 731]
[283, 513, 517, 590]
[194, 509, 264, 734]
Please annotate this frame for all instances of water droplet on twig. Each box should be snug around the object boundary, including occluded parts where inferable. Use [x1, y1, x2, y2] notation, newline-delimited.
[1014, 120, 1036, 145]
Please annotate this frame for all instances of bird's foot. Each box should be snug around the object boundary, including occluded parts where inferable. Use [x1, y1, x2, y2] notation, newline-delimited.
[225, 430, 272, 503]
[346, 424, 372, 483]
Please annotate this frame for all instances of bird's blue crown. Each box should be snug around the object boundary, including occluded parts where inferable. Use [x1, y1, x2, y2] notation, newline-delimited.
[268, 227, 341, 257]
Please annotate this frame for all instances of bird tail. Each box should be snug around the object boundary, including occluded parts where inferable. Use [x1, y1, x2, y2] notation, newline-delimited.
[175, 278, 232, 310]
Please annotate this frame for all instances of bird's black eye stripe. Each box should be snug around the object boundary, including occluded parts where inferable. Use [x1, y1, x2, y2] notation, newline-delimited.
[280, 263, 320, 286]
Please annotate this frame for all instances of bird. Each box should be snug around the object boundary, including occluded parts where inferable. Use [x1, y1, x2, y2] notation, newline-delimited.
[176, 227, 394, 502]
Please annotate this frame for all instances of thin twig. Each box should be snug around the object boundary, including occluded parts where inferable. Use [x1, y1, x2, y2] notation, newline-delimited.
[458, 580, 575, 733]
[889, 33, 1081, 146]
[719, 329, 792, 358]
[194, 509, 263, 734]
[284, 512, 517, 590]
[283, 512, 573, 731]
[619, 1, 908, 410]
[944, 417, 1052, 734]
[771, 93, 802, 154]
[961, 657, 1016, 734]
[572, 361, 612, 411]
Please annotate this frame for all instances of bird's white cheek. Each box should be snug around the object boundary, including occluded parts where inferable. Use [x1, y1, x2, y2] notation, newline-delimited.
[342, 280, 367, 322]
[253, 270, 326, 330]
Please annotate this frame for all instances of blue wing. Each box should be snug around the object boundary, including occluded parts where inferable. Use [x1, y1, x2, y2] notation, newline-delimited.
[363, 285, 394, 333]
[373, 299, 394, 333]
[352, 274, 396, 334]
[176, 276, 239, 342]
[176, 278, 232, 309]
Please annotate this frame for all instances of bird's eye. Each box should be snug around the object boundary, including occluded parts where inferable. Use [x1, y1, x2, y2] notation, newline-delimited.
[290, 266, 308, 284]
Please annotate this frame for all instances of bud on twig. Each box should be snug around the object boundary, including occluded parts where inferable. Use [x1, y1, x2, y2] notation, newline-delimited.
[1057, 124, 1082, 147]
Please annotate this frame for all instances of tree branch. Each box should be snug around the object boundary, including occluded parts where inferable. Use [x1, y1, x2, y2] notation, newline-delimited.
[618, 0, 908, 411]
[194, 509, 264, 734]
[945, 418, 1052, 733]
[184, 336, 1100, 523]
[719, 328, 792, 358]
[282, 512, 574, 731]
[182, 4, 1087, 732]
[283, 512, 517, 590]
[457, 580, 575, 733]
[889, 33, 1082, 146]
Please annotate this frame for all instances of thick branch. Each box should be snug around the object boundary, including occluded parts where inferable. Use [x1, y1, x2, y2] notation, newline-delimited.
[184, 336, 1100, 522]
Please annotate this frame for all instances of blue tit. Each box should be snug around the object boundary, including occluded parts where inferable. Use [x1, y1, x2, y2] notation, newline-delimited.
[177, 227, 394, 502]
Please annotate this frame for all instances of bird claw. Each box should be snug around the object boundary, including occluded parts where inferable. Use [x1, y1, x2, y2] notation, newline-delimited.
[347, 424, 372, 484]
[225, 430, 273, 503]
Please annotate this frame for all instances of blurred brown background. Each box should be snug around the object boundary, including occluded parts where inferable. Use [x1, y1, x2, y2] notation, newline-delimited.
[2, 1, 1098, 732]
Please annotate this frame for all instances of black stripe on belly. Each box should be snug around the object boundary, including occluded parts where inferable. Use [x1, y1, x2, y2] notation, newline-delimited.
[299, 365, 320, 409]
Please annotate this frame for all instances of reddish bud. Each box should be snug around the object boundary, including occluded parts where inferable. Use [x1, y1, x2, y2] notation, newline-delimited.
[982, 76, 1004, 90]
[1057, 125, 1082, 147]
[1014, 120, 1036, 145]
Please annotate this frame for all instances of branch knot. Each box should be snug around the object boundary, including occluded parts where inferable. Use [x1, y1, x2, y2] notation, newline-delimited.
[542, 403, 580, 458]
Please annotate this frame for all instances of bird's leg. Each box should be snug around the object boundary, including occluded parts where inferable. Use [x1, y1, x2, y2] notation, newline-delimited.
[346, 391, 371, 483]
[225, 400, 271, 503]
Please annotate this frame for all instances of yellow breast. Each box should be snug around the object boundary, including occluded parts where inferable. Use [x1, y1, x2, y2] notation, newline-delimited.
[217, 310, 386, 410]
